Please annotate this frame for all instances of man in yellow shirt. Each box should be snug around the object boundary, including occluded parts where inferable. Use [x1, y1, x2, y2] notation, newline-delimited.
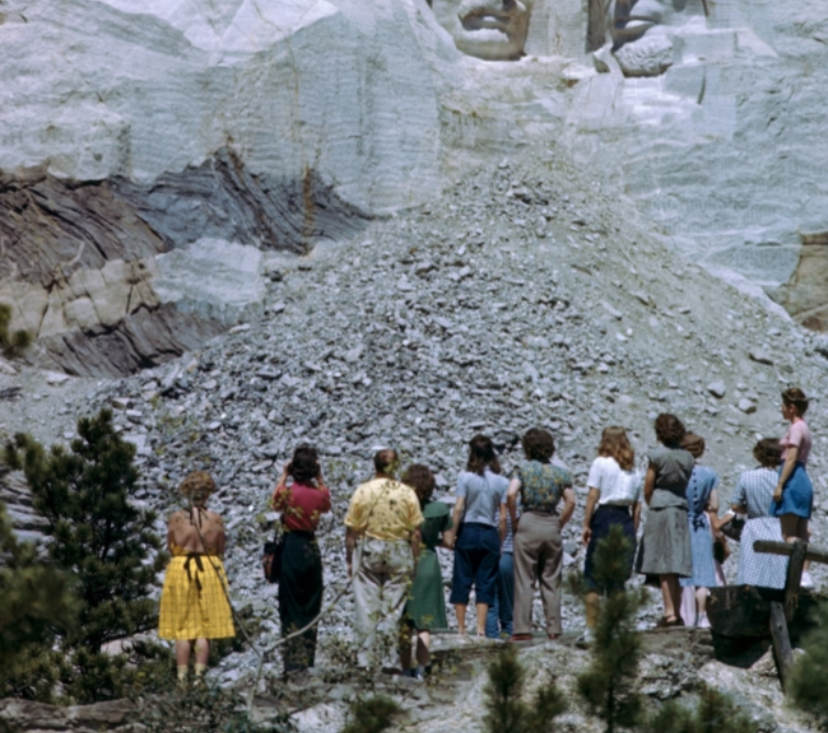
[344, 449, 423, 668]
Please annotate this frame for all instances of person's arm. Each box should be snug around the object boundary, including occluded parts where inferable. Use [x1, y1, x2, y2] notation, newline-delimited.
[774, 445, 798, 503]
[215, 517, 226, 557]
[498, 503, 507, 546]
[632, 501, 642, 533]
[345, 527, 359, 578]
[166, 522, 175, 554]
[507, 477, 521, 529]
[559, 487, 576, 528]
[706, 488, 719, 514]
[271, 464, 290, 509]
[410, 527, 421, 563]
[581, 488, 601, 546]
[643, 464, 656, 505]
[448, 496, 465, 549]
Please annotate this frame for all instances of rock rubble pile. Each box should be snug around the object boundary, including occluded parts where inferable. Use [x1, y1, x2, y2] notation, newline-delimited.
[3, 152, 828, 715]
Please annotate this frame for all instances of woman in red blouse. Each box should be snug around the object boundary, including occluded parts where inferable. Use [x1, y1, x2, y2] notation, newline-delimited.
[271, 444, 331, 675]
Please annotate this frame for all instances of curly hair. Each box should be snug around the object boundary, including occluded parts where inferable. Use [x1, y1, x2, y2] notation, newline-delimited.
[402, 464, 436, 508]
[467, 434, 501, 476]
[522, 428, 555, 464]
[654, 413, 686, 447]
[681, 432, 705, 459]
[289, 444, 320, 484]
[782, 387, 809, 417]
[753, 437, 782, 469]
[597, 426, 635, 471]
[179, 471, 216, 504]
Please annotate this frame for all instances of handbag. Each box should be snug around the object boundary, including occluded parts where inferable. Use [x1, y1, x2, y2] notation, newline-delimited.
[718, 515, 745, 542]
[262, 532, 285, 583]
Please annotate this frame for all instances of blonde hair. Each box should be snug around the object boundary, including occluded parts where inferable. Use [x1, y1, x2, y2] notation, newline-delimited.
[179, 471, 216, 505]
[598, 426, 635, 471]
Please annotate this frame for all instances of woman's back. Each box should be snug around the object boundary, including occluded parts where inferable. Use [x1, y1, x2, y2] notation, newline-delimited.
[420, 501, 451, 550]
[733, 467, 777, 519]
[168, 509, 225, 555]
[685, 465, 718, 516]
[456, 469, 508, 525]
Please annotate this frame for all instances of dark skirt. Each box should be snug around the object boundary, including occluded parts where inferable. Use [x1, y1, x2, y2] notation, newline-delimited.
[770, 462, 813, 519]
[584, 505, 635, 593]
[279, 531, 323, 672]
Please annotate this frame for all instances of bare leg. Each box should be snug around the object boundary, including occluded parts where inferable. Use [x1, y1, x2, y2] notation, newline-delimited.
[175, 640, 192, 666]
[416, 631, 431, 668]
[585, 592, 600, 629]
[455, 604, 467, 635]
[399, 627, 413, 671]
[695, 587, 708, 615]
[660, 574, 681, 621]
[194, 639, 209, 679]
[780, 515, 802, 543]
[476, 603, 489, 636]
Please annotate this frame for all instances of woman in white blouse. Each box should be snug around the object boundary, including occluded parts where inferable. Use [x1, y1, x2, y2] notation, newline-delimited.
[580, 426, 643, 644]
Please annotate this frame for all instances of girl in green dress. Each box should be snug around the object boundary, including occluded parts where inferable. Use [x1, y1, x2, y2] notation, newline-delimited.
[401, 464, 455, 679]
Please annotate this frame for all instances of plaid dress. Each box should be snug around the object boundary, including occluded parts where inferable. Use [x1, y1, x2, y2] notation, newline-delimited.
[158, 546, 235, 640]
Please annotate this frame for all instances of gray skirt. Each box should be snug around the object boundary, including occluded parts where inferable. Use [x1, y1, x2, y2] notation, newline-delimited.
[637, 505, 693, 577]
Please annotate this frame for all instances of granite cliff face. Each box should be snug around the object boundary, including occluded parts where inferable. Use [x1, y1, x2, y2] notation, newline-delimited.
[1, 0, 827, 355]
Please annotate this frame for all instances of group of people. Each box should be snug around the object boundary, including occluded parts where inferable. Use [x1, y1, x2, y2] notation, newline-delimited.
[156, 387, 816, 682]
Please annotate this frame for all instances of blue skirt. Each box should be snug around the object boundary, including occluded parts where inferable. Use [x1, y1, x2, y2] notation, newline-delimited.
[584, 505, 635, 593]
[770, 462, 813, 519]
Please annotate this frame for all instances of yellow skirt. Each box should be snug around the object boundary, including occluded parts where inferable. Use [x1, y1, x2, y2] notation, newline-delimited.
[158, 555, 236, 640]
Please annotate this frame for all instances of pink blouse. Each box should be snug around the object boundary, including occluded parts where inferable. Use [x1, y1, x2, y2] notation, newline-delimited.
[780, 419, 812, 466]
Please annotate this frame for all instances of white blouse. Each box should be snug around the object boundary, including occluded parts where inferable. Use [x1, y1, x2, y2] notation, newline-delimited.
[587, 456, 643, 506]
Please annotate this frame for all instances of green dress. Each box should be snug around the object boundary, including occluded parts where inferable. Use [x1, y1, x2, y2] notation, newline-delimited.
[405, 501, 452, 630]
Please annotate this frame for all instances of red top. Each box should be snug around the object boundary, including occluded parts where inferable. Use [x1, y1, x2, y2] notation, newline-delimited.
[273, 481, 331, 532]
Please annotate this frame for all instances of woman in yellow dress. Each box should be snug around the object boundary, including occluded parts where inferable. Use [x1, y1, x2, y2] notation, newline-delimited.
[158, 471, 235, 681]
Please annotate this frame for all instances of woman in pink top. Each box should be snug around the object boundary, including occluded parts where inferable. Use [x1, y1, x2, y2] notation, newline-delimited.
[770, 388, 814, 543]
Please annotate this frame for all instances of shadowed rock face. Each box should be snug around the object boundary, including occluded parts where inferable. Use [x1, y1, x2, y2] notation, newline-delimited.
[771, 232, 828, 332]
[0, 153, 369, 377]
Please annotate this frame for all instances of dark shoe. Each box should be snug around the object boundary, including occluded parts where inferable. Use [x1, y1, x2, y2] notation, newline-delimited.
[510, 633, 533, 642]
[547, 634, 560, 641]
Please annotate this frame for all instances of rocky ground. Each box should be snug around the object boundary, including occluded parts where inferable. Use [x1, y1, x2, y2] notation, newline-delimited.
[3, 147, 828, 730]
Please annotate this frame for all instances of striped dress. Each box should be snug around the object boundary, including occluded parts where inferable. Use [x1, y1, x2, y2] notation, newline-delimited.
[732, 468, 788, 590]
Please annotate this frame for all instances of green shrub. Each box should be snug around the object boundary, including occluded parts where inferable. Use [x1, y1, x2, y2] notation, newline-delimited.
[482, 645, 565, 733]
[789, 600, 828, 723]
[642, 686, 754, 733]
[0, 304, 31, 359]
[3, 409, 170, 702]
[341, 696, 400, 733]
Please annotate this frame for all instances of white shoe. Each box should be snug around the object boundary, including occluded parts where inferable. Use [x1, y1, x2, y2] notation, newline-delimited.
[696, 613, 711, 629]
[800, 571, 815, 589]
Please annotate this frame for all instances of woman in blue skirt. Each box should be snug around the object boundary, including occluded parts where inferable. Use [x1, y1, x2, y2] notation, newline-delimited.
[678, 433, 719, 628]
[771, 388, 814, 544]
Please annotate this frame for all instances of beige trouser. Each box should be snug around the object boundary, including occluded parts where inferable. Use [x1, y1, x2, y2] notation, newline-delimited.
[512, 511, 563, 636]
[353, 537, 414, 668]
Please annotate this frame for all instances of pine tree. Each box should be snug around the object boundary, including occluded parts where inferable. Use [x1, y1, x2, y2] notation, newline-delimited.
[482, 644, 566, 733]
[643, 686, 754, 733]
[3, 409, 169, 702]
[0, 498, 75, 701]
[789, 601, 828, 723]
[575, 524, 646, 733]
[0, 304, 31, 359]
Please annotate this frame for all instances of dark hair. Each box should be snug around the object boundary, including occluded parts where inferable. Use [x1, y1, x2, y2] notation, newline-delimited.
[289, 444, 319, 484]
[374, 448, 399, 475]
[782, 387, 809, 417]
[466, 434, 501, 476]
[402, 464, 436, 508]
[753, 437, 782, 469]
[522, 428, 555, 463]
[681, 433, 705, 459]
[654, 413, 686, 447]
[598, 426, 635, 471]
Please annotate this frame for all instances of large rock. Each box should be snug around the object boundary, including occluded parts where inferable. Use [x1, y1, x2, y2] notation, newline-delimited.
[0, 0, 460, 214]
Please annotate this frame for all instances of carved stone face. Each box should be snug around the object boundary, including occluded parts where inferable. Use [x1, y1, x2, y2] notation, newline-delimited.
[610, 0, 687, 48]
[453, 0, 530, 61]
